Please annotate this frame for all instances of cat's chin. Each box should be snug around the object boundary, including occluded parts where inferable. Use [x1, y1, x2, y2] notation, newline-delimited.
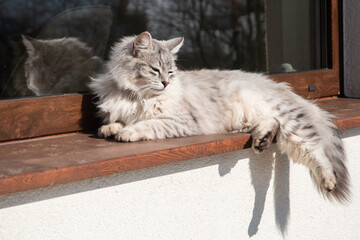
[151, 87, 166, 94]
[153, 88, 165, 92]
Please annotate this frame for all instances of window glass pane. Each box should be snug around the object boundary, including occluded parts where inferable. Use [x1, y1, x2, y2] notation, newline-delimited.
[0, 0, 328, 99]
[265, 0, 328, 73]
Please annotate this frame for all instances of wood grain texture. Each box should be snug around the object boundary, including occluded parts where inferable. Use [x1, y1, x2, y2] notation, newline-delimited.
[270, 69, 339, 99]
[0, 132, 252, 195]
[0, 98, 360, 196]
[0, 94, 99, 141]
[330, 0, 340, 75]
[317, 98, 360, 130]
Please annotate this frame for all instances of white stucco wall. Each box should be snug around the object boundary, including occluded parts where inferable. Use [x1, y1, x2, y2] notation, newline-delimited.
[1, 128, 360, 240]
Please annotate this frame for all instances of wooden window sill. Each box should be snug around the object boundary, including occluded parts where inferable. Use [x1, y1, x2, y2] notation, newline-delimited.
[1, 98, 360, 196]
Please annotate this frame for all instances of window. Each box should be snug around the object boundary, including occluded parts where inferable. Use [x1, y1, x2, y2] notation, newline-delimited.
[0, 0, 340, 141]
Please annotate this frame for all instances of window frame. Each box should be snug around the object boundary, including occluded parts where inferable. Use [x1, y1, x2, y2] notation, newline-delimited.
[0, 0, 340, 142]
[269, 0, 340, 98]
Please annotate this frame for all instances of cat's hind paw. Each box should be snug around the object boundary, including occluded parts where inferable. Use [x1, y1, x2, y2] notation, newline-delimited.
[252, 132, 272, 153]
[98, 122, 124, 138]
[251, 118, 279, 154]
[321, 170, 337, 193]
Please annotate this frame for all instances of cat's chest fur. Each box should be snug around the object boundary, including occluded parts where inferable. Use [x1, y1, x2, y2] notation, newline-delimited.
[141, 98, 169, 119]
[111, 94, 171, 125]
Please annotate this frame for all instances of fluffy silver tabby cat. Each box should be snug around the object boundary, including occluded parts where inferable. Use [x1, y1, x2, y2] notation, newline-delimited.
[90, 32, 350, 203]
[22, 36, 103, 96]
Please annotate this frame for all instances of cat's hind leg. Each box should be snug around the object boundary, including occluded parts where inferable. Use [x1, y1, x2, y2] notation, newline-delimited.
[98, 122, 124, 138]
[251, 117, 279, 154]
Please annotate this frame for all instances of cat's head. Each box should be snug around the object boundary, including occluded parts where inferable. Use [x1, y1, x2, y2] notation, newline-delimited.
[109, 31, 184, 99]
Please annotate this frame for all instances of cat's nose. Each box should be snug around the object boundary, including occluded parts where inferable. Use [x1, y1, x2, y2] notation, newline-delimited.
[161, 81, 169, 88]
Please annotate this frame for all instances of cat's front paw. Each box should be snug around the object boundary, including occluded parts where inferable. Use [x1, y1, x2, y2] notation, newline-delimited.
[115, 128, 138, 142]
[115, 126, 151, 142]
[98, 123, 124, 138]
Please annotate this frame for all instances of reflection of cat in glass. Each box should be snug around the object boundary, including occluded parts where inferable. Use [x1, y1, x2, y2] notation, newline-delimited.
[22, 36, 103, 96]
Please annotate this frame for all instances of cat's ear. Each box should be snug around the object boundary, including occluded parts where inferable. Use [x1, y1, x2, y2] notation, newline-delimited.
[22, 35, 36, 55]
[132, 31, 152, 55]
[166, 37, 184, 54]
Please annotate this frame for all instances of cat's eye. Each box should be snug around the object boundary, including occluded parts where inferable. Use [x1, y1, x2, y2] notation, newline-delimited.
[150, 66, 160, 73]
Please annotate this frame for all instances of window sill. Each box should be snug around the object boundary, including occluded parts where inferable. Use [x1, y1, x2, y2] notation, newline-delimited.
[1, 98, 360, 196]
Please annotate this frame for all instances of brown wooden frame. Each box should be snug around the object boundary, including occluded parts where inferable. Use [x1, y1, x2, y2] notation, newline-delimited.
[0, 0, 340, 142]
[270, 0, 340, 98]
[0, 94, 99, 141]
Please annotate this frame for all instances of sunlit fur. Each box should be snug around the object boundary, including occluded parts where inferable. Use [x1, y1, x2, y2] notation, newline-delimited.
[90, 32, 350, 203]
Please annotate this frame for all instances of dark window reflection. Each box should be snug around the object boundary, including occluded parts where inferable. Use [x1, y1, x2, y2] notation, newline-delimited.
[0, 0, 327, 99]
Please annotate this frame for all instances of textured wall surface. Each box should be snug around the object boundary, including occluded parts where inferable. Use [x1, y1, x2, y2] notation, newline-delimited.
[343, 0, 360, 97]
[0, 128, 360, 240]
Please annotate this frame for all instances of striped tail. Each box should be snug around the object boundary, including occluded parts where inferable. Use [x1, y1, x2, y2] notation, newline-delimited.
[276, 101, 351, 203]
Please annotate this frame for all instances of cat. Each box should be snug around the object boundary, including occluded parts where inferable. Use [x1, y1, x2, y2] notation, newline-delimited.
[89, 31, 350, 203]
[22, 36, 103, 96]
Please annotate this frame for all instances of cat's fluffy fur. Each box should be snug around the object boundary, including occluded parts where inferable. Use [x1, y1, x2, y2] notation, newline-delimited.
[90, 32, 350, 203]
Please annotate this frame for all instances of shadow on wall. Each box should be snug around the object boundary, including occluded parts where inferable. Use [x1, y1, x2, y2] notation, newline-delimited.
[219, 148, 290, 237]
[249, 152, 290, 237]
[0, 143, 290, 236]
